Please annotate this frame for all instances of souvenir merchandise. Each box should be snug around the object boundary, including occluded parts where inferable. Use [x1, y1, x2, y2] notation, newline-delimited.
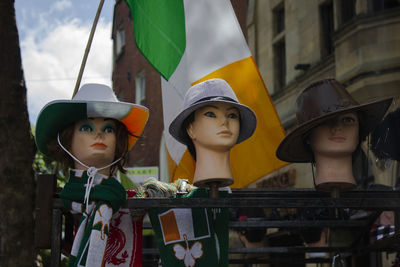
[35, 83, 149, 266]
[148, 188, 229, 267]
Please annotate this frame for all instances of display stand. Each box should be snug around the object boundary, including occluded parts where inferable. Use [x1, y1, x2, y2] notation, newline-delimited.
[41, 176, 400, 266]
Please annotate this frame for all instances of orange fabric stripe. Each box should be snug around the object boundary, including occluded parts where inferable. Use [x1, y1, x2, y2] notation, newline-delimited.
[120, 107, 149, 150]
[166, 150, 177, 180]
[160, 210, 181, 243]
[170, 149, 195, 184]
[171, 57, 288, 187]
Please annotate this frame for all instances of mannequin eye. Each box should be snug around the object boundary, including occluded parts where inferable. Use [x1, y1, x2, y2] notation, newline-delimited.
[102, 123, 116, 133]
[228, 112, 239, 119]
[78, 123, 93, 132]
[342, 116, 356, 124]
[204, 111, 216, 118]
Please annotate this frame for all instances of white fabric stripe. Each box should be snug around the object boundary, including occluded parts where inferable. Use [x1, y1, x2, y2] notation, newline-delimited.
[86, 204, 113, 267]
[184, 0, 250, 82]
[86, 102, 132, 119]
[71, 213, 89, 258]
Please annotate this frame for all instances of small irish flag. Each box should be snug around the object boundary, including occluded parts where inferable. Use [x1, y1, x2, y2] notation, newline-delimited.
[126, 0, 288, 187]
[148, 189, 229, 266]
[158, 208, 211, 245]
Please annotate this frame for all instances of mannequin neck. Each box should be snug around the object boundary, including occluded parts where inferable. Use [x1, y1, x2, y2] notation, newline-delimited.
[313, 153, 356, 189]
[193, 146, 233, 184]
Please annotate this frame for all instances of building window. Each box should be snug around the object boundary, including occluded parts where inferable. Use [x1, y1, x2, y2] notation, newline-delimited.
[320, 1, 334, 58]
[273, 3, 285, 36]
[272, 2, 286, 93]
[274, 40, 286, 92]
[371, 0, 400, 11]
[135, 70, 146, 105]
[340, 0, 356, 25]
[115, 28, 125, 58]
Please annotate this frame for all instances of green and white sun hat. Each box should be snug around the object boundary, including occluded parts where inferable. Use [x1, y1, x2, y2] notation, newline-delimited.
[35, 83, 149, 158]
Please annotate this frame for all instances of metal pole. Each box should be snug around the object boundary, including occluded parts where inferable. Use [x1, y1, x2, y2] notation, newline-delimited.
[72, 0, 105, 97]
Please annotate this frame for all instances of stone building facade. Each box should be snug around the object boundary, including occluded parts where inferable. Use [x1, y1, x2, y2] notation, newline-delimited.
[248, 0, 400, 189]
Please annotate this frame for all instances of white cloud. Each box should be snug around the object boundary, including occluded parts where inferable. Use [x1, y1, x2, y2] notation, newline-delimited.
[51, 0, 73, 12]
[20, 18, 112, 124]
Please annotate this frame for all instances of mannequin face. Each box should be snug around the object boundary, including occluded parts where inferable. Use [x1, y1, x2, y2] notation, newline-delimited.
[309, 112, 359, 158]
[71, 117, 117, 168]
[187, 102, 240, 152]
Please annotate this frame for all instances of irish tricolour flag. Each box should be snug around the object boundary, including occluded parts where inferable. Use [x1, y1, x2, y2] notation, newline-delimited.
[126, 0, 287, 187]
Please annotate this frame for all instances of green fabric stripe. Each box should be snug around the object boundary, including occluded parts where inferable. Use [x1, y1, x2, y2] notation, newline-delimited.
[192, 208, 209, 238]
[60, 172, 127, 213]
[35, 102, 87, 158]
[125, 0, 186, 80]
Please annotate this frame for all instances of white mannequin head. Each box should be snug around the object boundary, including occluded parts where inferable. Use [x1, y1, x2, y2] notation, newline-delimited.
[186, 102, 240, 154]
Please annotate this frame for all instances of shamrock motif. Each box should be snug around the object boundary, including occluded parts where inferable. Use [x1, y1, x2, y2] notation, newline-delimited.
[173, 234, 203, 267]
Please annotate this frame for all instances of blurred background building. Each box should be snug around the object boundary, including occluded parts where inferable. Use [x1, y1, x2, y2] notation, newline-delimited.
[247, 0, 400, 190]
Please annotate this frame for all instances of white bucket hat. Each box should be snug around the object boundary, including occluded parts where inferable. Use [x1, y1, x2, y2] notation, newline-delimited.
[169, 78, 257, 145]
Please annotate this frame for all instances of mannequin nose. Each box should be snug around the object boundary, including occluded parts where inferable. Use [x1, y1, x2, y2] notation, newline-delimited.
[221, 117, 229, 126]
[330, 120, 342, 133]
[95, 130, 105, 138]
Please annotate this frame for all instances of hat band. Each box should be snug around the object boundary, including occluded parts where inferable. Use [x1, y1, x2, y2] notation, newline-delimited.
[194, 96, 238, 104]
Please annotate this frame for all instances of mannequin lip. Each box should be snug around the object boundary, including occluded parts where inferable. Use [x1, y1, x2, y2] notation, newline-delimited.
[91, 142, 107, 148]
[218, 130, 232, 136]
[329, 136, 346, 142]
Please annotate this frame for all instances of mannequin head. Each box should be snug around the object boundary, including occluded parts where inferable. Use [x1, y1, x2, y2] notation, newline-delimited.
[308, 112, 359, 160]
[71, 118, 117, 170]
[185, 102, 240, 159]
[276, 79, 392, 164]
[171, 78, 257, 161]
[276, 79, 392, 191]
[169, 78, 257, 186]
[306, 112, 360, 190]
[48, 117, 131, 175]
[35, 83, 149, 176]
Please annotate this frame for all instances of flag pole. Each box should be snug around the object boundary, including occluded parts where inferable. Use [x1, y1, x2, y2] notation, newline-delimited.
[54, 0, 105, 175]
[72, 0, 105, 97]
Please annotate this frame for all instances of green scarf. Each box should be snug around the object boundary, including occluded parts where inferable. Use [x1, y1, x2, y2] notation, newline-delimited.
[60, 170, 127, 266]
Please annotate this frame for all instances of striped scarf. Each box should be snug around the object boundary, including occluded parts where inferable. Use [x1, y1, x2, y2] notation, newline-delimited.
[60, 169, 142, 267]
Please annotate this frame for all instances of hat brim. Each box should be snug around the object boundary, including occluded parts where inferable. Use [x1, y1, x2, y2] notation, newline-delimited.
[169, 99, 257, 145]
[276, 97, 393, 163]
[35, 100, 149, 158]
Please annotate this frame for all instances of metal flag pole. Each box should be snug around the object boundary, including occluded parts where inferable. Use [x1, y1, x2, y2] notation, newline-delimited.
[72, 0, 105, 97]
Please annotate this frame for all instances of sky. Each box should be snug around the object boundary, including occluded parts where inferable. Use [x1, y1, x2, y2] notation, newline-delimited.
[15, 0, 116, 124]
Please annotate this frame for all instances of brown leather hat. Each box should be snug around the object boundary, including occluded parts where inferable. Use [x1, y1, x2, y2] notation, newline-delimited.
[276, 79, 393, 163]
